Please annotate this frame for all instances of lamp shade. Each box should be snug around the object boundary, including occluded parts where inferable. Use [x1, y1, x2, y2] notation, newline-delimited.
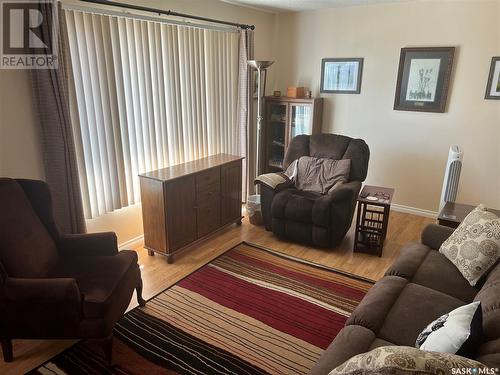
[247, 60, 274, 70]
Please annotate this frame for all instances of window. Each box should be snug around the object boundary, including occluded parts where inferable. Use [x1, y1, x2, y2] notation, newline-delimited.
[65, 9, 240, 218]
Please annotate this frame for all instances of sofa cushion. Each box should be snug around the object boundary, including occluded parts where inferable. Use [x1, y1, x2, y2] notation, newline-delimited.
[476, 338, 500, 368]
[385, 243, 478, 302]
[440, 205, 500, 286]
[369, 338, 393, 350]
[385, 242, 431, 279]
[378, 283, 464, 346]
[475, 264, 500, 342]
[309, 325, 380, 375]
[329, 346, 489, 375]
[51, 250, 139, 318]
[348, 275, 464, 346]
[346, 276, 408, 333]
[0, 178, 58, 278]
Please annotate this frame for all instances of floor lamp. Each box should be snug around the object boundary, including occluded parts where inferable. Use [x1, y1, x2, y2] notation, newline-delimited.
[247, 60, 274, 190]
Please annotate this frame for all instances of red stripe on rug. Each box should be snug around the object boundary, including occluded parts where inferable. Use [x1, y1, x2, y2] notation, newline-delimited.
[178, 265, 348, 349]
[225, 251, 368, 300]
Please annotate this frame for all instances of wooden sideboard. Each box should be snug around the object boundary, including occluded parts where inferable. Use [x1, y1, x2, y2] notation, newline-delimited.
[139, 154, 243, 263]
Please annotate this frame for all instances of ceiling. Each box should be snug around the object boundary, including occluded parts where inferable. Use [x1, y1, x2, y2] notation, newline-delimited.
[221, 0, 413, 13]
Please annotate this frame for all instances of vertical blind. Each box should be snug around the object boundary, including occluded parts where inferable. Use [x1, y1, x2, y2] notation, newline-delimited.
[65, 9, 240, 219]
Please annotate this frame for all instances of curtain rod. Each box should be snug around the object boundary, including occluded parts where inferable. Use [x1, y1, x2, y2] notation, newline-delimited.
[79, 0, 255, 30]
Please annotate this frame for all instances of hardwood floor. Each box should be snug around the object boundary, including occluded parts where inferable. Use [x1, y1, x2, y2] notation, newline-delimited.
[1, 210, 433, 374]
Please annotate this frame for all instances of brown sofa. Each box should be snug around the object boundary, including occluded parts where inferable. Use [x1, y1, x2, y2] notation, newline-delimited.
[0, 178, 145, 362]
[310, 224, 500, 374]
[257, 134, 370, 248]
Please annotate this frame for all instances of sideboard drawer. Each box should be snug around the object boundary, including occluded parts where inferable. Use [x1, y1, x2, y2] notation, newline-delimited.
[197, 198, 221, 238]
[197, 182, 220, 204]
[196, 168, 220, 191]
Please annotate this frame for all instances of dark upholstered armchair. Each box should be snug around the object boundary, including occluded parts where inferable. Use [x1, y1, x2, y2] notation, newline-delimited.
[0, 178, 145, 362]
[257, 134, 370, 248]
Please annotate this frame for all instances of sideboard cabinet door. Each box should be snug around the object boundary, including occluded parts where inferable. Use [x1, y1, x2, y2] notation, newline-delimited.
[166, 176, 197, 251]
[220, 160, 242, 225]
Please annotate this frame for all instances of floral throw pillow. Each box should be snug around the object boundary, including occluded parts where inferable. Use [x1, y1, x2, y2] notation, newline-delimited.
[329, 346, 488, 375]
[439, 205, 500, 286]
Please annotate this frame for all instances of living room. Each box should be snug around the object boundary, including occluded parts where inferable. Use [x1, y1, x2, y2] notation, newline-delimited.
[0, 0, 499, 374]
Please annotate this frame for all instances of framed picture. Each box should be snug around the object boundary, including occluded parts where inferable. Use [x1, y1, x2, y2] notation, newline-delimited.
[320, 58, 364, 94]
[485, 57, 500, 100]
[394, 47, 455, 113]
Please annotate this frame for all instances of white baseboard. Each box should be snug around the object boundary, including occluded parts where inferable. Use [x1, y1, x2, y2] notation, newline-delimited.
[119, 234, 144, 250]
[391, 203, 438, 219]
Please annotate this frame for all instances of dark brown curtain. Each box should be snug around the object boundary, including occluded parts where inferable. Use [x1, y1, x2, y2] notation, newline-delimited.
[31, 1, 85, 234]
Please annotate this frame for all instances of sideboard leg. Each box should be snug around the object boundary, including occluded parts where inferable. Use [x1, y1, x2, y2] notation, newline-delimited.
[1, 339, 13, 362]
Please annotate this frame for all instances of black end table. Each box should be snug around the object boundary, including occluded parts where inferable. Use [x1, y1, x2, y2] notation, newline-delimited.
[354, 185, 395, 257]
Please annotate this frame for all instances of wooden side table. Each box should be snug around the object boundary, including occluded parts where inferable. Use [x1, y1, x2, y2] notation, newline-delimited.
[438, 202, 500, 228]
[354, 185, 395, 257]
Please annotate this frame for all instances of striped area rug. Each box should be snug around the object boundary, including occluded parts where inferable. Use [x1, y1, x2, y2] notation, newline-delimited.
[32, 242, 373, 375]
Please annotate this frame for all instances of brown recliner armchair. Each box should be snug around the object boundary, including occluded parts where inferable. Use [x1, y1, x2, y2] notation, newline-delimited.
[0, 178, 145, 362]
[257, 134, 370, 247]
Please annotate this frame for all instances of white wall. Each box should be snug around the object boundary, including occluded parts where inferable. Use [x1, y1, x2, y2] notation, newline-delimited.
[0, 69, 44, 180]
[273, 0, 500, 212]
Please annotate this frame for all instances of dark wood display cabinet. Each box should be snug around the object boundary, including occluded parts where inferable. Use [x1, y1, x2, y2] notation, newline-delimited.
[139, 154, 243, 263]
[263, 96, 323, 172]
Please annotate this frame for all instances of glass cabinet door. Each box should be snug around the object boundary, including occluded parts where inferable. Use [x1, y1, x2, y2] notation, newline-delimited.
[266, 102, 287, 170]
[289, 104, 312, 140]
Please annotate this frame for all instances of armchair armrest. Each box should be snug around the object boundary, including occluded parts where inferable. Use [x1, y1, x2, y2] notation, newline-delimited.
[273, 179, 294, 192]
[313, 181, 362, 211]
[58, 232, 118, 257]
[421, 224, 455, 250]
[256, 173, 294, 231]
[327, 180, 362, 203]
[254, 172, 293, 192]
[312, 181, 362, 246]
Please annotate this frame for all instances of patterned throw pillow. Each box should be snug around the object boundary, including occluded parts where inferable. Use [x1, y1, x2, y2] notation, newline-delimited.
[329, 346, 488, 375]
[439, 205, 500, 286]
[416, 302, 483, 357]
